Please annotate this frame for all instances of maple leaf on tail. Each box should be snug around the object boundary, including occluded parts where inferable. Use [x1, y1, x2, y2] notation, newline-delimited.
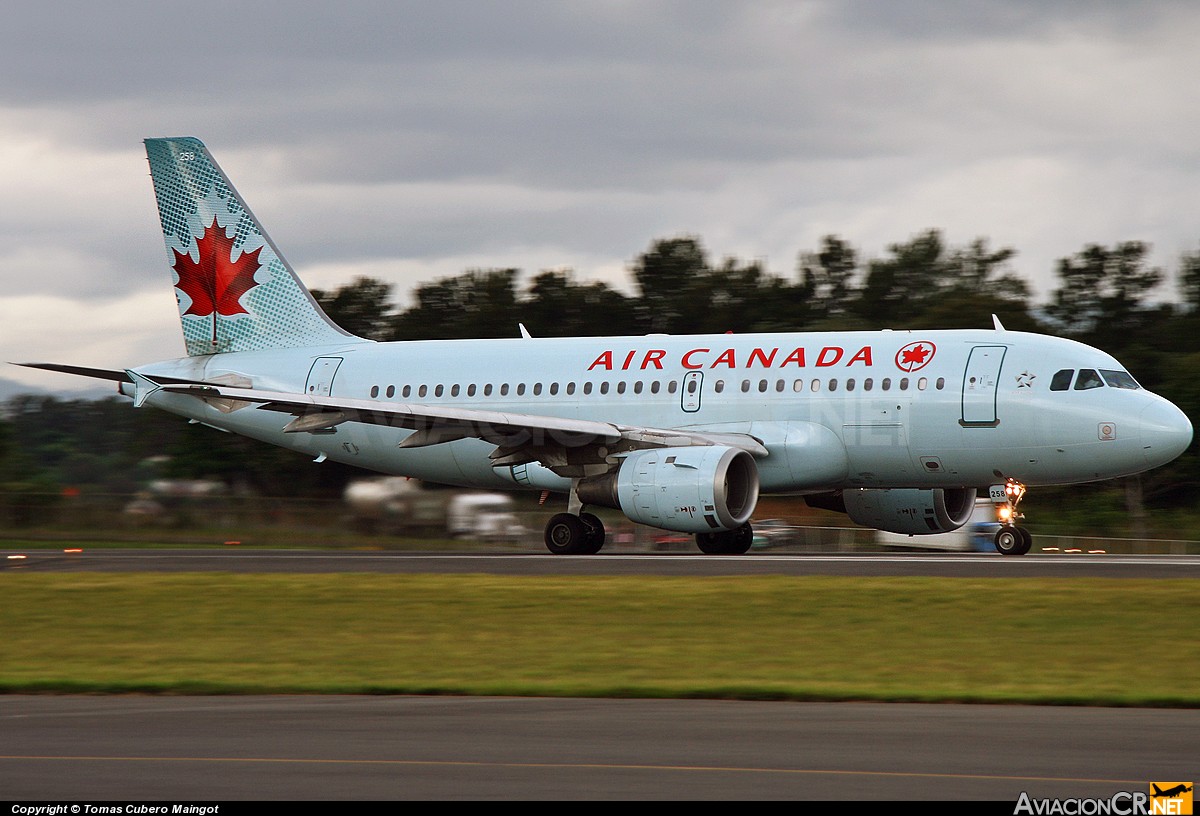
[172, 218, 264, 346]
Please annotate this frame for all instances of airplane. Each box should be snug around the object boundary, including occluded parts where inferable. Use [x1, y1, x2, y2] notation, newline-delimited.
[1152, 784, 1193, 798]
[17, 137, 1194, 556]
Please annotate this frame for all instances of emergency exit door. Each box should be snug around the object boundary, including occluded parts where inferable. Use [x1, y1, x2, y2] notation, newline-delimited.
[306, 357, 343, 397]
[961, 346, 1005, 426]
[681, 371, 702, 412]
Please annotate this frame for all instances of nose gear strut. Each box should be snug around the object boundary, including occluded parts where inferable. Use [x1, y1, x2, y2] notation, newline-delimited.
[993, 478, 1032, 555]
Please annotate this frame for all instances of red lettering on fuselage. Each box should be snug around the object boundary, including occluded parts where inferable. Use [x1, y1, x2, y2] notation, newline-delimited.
[682, 348, 708, 369]
[641, 349, 666, 370]
[588, 350, 614, 371]
[747, 347, 777, 368]
[780, 347, 805, 367]
[847, 346, 872, 366]
[712, 348, 737, 368]
[815, 347, 843, 367]
[587, 345, 876, 371]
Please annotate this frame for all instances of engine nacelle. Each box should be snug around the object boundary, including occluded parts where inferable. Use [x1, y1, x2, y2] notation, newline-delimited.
[577, 445, 759, 533]
[843, 487, 977, 535]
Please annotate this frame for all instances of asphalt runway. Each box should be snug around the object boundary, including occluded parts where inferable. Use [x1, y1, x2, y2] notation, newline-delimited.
[4, 547, 1200, 578]
[3, 547, 1196, 800]
[1, 696, 1196, 801]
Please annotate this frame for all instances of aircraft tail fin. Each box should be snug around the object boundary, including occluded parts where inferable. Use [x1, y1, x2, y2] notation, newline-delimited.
[144, 137, 364, 356]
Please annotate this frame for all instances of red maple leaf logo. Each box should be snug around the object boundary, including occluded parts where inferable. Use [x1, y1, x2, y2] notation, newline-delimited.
[173, 218, 263, 318]
[895, 341, 936, 372]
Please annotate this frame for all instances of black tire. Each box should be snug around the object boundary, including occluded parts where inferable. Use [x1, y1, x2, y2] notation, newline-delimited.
[545, 513, 587, 555]
[696, 523, 754, 555]
[696, 532, 726, 554]
[579, 512, 606, 555]
[728, 523, 753, 554]
[1015, 526, 1033, 556]
[994, 527, 1023, 556]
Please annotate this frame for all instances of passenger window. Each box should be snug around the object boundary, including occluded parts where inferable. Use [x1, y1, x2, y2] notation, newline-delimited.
[565, 382, 575, 395]
[533, 383, 542, 396]
[386, 385, 395, 398]
[846, 378, 856, 392]
[1075, 369, 1104, 390]
[829, 379, 838, 392]
[633, 381, 643, 394]
[1050, 369, 1074, 391]
[370, 385, 379, 398]
[713, 380, 723, 394]
[484, 384, 493, 396]
[899, 378, 909, 391]
[550, 382, 559, 395]
[451, 384, 460, 397]
[687, 379, 698, 394]
[667, 380, 678, 394]
[418, 385, 428, 398]
[811, 379, 821, 392]
[741, 380, 751, 393]
[651, 381, 660, 394]
[499, 384, 508, 396]
[435, 385, 444, 397]
[793, 379, 804, 392]
[758, 379, 768, 393]
[516, 384, 526, 396]
[600, 382, 609, 395]
[918, 377, 928, 391]
[617, 382, 627, 394]
[935, 377, 944, 390]
[467, 384, 476, 397]
[864, 378, 873, 392]
[775, 379, 785, 392]
[583, 382, 593, 395]
[881, 378, 891, 391]
[402, 385, 412, 398]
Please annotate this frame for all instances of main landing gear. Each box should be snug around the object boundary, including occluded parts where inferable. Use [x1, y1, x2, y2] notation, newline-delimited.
[544, 511, 606, 555]
[993, 479, 1032, 556]
[696, 523, 754, 555]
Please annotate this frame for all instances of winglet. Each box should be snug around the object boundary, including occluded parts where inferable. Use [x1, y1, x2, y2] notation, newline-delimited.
[992, 314, 1006, 331]
[125, 370, 162, 408]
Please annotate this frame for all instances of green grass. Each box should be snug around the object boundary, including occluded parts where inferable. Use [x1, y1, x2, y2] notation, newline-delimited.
[1, 574, 1196, 706]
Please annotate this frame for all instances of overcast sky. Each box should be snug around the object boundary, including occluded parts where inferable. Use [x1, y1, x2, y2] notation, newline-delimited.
[3, 0, 1199, 391]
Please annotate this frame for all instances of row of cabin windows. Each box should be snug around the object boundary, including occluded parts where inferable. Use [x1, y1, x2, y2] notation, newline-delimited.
[368, 376, 946, 400]
[1049, 368, 1141, 392]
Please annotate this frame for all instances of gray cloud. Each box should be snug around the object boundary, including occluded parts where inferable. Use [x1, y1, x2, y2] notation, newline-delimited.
[2, 1, 1199, 378]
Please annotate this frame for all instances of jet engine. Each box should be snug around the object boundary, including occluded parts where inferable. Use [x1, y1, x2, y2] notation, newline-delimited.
[842, 487, 977, 535]
[577, 445, 759, 533]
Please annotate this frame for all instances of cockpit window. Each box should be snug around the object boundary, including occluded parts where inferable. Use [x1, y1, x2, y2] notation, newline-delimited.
[1074, 369, 1104, 390]
[1050, 369, 1074, 391]
[1100, 369, 1140, 390]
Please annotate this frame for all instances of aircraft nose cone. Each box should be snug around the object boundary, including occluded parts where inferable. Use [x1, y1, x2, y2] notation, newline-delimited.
[1140, 400, 1193, 468]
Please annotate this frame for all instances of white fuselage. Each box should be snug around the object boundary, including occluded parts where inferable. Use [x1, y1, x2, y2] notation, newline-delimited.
[132, 328, 1193, 495]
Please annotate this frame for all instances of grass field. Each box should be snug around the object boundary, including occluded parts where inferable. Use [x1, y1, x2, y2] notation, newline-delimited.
[2, 573, 1195, 706]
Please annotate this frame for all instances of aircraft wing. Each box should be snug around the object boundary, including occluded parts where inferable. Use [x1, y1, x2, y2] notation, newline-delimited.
[154, 381, 769, 466]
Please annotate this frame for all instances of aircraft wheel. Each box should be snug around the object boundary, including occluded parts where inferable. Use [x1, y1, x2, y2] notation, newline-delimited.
[728, 522, 753, 554]
[579, 512, 606, 555]
[696, 524, 754, 555]
[994, 526, 1025, 556]
[545, 513, 588, 555]
[696, 532, 726, 554]
[1015, 526, 1033, 555]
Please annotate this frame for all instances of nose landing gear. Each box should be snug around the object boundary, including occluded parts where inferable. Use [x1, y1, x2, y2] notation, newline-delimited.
[993, 479, 1032, 555]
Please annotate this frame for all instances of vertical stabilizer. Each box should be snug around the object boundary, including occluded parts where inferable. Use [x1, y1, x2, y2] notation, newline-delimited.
[144, 137, 362, 356]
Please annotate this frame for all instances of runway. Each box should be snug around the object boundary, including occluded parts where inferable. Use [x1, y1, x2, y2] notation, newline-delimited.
[5, 547, 1200, 578]
[3, 547, 1196, 800]
[1, 696, 1195, 800]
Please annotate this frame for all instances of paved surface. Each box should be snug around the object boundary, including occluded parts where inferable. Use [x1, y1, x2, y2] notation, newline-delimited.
[1, 696, 1195, 800]
[5, 548, 1200, 578]
[3, 548, 1195, 800]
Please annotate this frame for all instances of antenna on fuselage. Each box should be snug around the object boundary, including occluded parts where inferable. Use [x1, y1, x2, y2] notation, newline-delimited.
[992, 314, 1006, 331]
[519, 323, 532, 339]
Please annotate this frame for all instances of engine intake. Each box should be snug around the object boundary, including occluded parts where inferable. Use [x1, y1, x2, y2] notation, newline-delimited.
[842, 487, 977, 535]
[578, 445, 759, 533]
